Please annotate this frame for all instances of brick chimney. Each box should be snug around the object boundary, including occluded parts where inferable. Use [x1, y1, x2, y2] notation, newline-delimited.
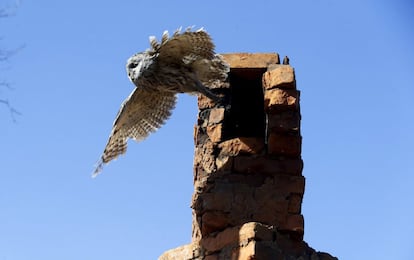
[159, 53, 337, 260]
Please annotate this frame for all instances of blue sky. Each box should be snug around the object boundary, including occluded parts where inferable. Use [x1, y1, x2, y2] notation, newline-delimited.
[1, 0, 413, 259]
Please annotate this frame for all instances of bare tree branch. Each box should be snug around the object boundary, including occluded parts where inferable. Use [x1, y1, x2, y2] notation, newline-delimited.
[0, 80, 13, 90]
[1, 2, 23, 122]
[0, 98, 21, 122]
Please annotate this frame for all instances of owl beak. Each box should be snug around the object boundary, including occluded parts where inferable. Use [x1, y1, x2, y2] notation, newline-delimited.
[128, 73, 134, 84]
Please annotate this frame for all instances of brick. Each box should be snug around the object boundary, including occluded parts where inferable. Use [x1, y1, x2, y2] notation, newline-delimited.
[201, 222, 274, 253]
[239, 222, 274, 242]
[201, 225, 239, 253]
[264, 88, 300, 112]
[267, 111, 301, 133]
[233, 156, 303, 176]
[216, 155, 233, 171]
[201, 211, 230, 236]
[262, 65, 296, 90]
[280, 214, 304, 239]
[267, 133, 302, 157]
[288, 193, 303, 214]
[208, 107, 225, 124]
[218, 137, 265, 156]
[194, 141, 216, 174]
[273, 175, 305, 195]
[200, 192, 233, 212]
[158, 243, 200, 260]
[254, 201, 289, 225]
[253, 203, 287, 226]
[204, 254, 219, 260]
[221, 53, 280, 68]
[254, 241, 283, 260]
[255, 182, 290, 212]
[207, 124, 223, 143]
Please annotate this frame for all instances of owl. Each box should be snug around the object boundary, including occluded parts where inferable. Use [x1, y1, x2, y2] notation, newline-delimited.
[93, 28, 229, 177]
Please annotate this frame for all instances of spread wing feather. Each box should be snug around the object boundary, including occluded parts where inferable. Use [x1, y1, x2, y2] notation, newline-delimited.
[93, 88, 176, 177]
[156, 29, 215, 65]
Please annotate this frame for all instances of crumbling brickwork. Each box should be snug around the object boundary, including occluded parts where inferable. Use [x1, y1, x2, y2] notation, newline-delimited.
[159, 53, 337, 260]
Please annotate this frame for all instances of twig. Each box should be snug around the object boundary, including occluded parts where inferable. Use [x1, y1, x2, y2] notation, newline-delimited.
[0, 98, 21, 122]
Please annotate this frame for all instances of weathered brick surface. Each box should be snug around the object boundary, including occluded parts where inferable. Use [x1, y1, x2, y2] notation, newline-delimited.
[208, 107, 226, 124]
[206, 124, 223, 143]
[288, 193, 303, 214]
[222, 53, 280, 68]
[218, 137, 265, 156]
[233, 156, 303, 176]
[194, 140, 216, 174]
[264, 88, 300, 112]
[267, 111, 301, 133]
[160, 53, 336, 260]
[202, 211, 230, 235]
[267, 132, 302, 156]
[262, 65, 296, 90]
[280, 214, 305, 241]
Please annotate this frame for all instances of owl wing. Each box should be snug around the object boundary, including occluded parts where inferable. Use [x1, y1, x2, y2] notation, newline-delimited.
[93, 87, 177, 177]
[156, 29, 215, 65]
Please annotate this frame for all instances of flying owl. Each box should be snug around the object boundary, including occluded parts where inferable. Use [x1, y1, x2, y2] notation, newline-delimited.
[93, 28, 229, 177]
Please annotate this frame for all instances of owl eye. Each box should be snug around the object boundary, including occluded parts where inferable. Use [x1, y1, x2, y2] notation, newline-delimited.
[128, 62, 138, 69]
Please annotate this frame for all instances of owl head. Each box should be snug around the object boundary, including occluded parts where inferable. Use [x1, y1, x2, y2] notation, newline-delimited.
[126, 52, 154, 85]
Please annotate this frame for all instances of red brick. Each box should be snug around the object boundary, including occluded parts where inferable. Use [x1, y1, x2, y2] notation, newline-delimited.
[233, 156, 303, 176]
[287, 193, 303, 214]
[200, 192, 233, 212]
[280, 214, 304, 239]
[201, 225, 239, 252]
[208, 107, 225, 124]
[201, 211, 230, 236]
[158, 244, 198, 260]
[267, 111, 301, 133]
[218, 137, 265, 156]
[207, 124, 223, 143]
[267, 133, 302, 157]
[194, 141, 216, 174]
[273, 175, 305, 195]
[201, 222, 274, 253]
[204, 254, 219, 260]
[216, 155, 233, 171]
[254, 241, 283, 259]
[221, 53, 280, 68]
[238, 222, 274, 242]
[264, 88, 300, 112]
[253, 204, 287, 226]
[262, 65, 296, 90]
